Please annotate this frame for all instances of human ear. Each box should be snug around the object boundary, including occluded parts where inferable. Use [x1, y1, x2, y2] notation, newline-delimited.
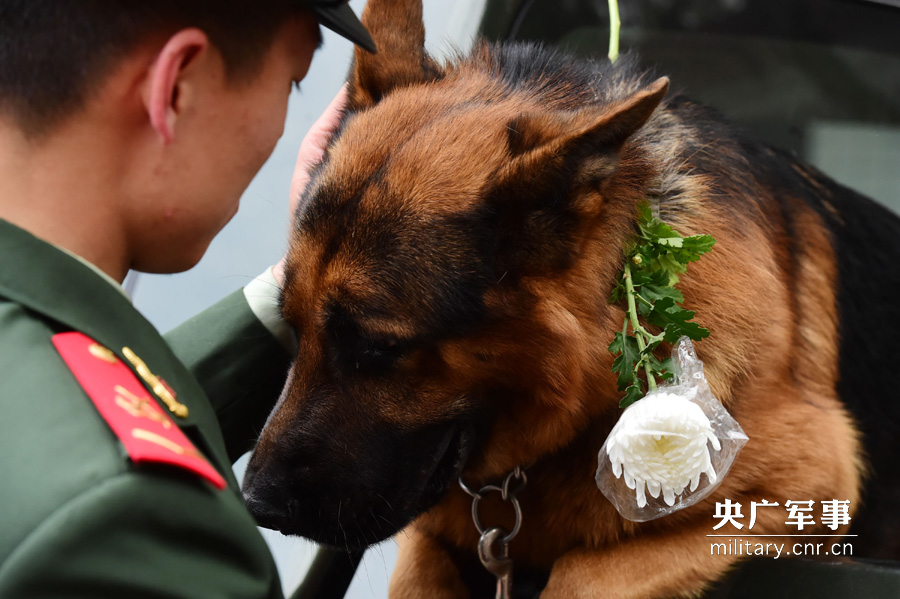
[143, 28, 209, 144]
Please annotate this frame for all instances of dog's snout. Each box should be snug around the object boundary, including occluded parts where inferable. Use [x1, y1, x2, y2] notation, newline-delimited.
[242, 425, 348, 534]
[241, 455, 296, 532]
[242, 490, 291, 532]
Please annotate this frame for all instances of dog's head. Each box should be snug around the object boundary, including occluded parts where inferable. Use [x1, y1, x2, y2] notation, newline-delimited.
[242, 0, 667, 549]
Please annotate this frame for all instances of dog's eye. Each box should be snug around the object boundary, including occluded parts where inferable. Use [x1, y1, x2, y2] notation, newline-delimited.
[357, 337, 402, 370]
[327, 304, 406, 373]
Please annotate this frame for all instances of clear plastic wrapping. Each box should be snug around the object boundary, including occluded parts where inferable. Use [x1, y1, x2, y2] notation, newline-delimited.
[596, 337, 748, 522]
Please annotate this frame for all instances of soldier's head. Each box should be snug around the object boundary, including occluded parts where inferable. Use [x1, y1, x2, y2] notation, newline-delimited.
[0, 1, 371, 275]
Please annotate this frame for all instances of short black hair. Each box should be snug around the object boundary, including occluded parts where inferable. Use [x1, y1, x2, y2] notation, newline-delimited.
[0, 0, 308, 137]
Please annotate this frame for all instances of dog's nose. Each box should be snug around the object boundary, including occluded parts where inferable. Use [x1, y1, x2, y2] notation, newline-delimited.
[243, 485, 293, 532]
[242, 460, 297, 533]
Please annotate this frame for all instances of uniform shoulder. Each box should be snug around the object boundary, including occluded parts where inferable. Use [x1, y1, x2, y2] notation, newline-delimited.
[0, 470, 281, 599]
[0, 300, 231, 563]
[0, 300, 129, 557]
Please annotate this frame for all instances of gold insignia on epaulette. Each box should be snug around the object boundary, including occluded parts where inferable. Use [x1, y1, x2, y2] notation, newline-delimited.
[88, 343, 118, 364]
[132, 428, 204, 460]
[122, 347, 189, 418]
[114, 385, 172, 429]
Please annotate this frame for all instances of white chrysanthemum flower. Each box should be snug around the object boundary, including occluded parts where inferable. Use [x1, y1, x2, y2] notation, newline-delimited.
[606, 390, 721, 508]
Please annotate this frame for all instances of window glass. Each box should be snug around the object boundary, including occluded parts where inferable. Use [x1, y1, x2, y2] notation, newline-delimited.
[480, 0, 900, 213]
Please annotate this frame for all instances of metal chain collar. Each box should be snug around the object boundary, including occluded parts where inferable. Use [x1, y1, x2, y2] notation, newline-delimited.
[459, 467, 527, 599]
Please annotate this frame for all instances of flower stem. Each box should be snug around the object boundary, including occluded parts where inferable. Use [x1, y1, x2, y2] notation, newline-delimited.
[608, 0, 621, 63]
[623, 260, 658, 391]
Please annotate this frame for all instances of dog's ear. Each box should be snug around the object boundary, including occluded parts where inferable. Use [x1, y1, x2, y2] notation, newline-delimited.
[489, 78, 669, 275]
[499, 77, 669, 186]
[347, 0, 442, 110]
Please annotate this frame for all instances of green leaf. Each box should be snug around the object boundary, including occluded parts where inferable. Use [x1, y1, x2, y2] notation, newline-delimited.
[610, 203, 714, 410]
[647, 253, 686, 285]
[637, 203, 654, 223]
[619, 381, 644, 408]
[639, 212, 682, 247]
[630, 266, 666, 287]
[648, 297, 710, 342]
[640, 283, 684, 305]
[636, 295, 652, 317]
[610, 281, 624, 304]
[655, 235, 684, 248]
[609, 331, 641, 391]
[683, 233, 716, 255]
[648, 354, 676, 382]
[608, 328, 626, 354]
[669, 234, 716, 264]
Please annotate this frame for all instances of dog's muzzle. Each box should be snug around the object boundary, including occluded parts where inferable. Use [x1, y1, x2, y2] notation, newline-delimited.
[241, 420, 474, 550]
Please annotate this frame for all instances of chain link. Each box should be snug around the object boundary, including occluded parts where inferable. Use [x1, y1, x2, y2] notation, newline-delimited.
[459, 467, 527, 545]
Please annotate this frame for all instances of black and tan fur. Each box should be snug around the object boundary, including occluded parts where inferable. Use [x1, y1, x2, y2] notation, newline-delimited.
[242, 0, 900, 596]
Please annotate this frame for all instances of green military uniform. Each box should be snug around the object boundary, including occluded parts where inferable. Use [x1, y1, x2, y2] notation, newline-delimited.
[0, 218, 293, 597]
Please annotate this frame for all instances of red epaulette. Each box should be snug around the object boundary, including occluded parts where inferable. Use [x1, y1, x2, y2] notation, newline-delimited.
[52, 332, 227, 490]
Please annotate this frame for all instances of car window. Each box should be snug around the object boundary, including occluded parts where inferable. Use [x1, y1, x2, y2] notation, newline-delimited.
[479, 0, 900, 214]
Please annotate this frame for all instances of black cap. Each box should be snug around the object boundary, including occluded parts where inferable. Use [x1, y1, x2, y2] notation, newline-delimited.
[305, 1, 376, 53]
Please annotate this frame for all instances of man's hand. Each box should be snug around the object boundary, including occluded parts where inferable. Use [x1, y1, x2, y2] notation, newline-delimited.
[274, 85, 349, 286]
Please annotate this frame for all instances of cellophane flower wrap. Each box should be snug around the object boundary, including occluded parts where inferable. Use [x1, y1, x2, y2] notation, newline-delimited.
[596, 338, 748, 521]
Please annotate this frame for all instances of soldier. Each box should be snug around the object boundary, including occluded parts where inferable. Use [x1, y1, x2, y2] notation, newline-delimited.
[0, 1, 374, 597]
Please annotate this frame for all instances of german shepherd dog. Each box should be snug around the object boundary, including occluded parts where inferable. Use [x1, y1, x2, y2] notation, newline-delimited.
[242, 0, 900, 596]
